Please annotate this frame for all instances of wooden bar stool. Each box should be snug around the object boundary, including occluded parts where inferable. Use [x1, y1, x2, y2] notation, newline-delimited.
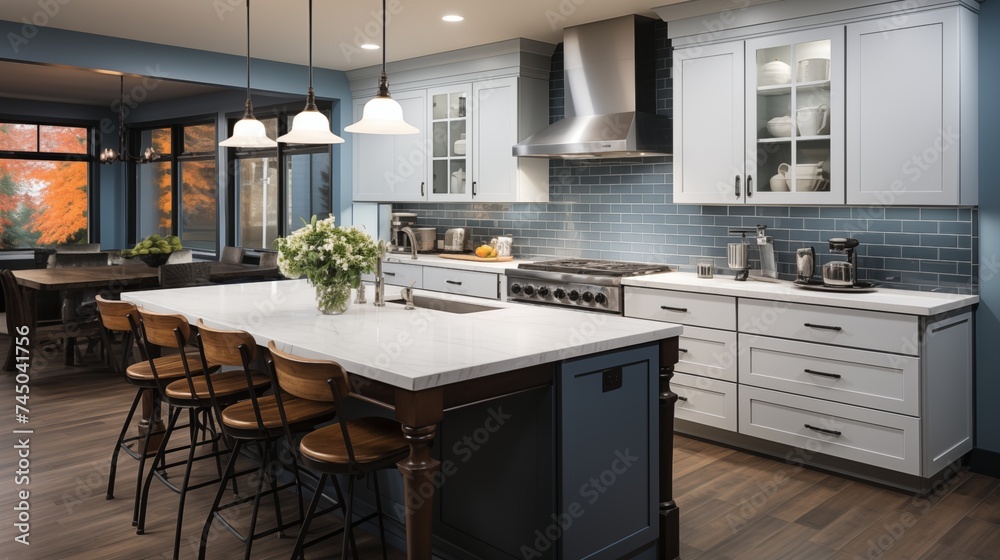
[268, 341, 409, 560]
[195, 320, 337, 560]
[133, 309, 270, 560]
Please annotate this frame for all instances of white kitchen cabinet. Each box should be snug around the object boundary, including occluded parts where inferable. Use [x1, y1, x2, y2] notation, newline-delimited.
[428, 84, 472, 200]
[847, 7, 978, 205]
[674, 27, 844, 205]
[673, 42, 746, 204]
[624, 283, 974, 482]
[352, 90, 428, 202]
[382, 261, 423, 289]
[375, 261, 502, 300]
[668, 0, 979, 207]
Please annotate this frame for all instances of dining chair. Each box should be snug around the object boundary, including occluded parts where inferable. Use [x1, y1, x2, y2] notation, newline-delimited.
[54, 242, 102, 253]
[195, 321, 337, 560]
[268, 341, 408, 560]
[134, 309, 270, 560]
[158, 261, 212, 289]
[220, 246, 245, 264]
[257, 250, 278, 269]
[166, 249, 193, 264]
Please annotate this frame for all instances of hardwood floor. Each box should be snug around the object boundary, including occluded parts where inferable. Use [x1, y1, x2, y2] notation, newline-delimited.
[1, 338, 998, 559]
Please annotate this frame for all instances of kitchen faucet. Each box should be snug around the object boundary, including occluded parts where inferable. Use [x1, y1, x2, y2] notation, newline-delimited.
[400, 226, 418, 260]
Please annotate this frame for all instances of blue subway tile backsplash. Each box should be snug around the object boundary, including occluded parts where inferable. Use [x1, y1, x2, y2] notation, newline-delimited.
[394, 23, 977, 293]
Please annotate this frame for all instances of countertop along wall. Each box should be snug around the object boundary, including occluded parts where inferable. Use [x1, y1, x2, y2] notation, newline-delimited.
[396, 22, 979, 294]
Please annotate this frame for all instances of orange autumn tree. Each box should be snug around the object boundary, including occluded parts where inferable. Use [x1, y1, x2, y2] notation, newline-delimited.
[178, 124, 217, 246]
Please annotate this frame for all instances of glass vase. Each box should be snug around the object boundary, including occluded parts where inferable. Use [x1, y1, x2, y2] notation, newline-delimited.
[315, 281, 352, 315]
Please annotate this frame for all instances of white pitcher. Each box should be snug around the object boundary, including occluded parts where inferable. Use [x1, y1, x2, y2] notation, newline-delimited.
[796, 105, 829, 136]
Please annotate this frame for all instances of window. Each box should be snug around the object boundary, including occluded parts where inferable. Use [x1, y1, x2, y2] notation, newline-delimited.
[0, 122, 91, 248]
[134, 121, 217, 253]
[229, 109, 334, 250]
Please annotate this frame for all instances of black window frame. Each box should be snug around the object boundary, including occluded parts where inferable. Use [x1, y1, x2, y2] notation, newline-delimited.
[0, 116, 99, 249]
[224, 101, 336, 250]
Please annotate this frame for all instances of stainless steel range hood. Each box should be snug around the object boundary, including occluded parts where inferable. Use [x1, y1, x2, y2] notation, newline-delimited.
[513, 15, 670, 159]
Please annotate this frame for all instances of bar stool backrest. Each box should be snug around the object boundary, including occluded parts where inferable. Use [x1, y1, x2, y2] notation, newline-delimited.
[95, 295, 145, 376]
[196, 320, 263, 433]
[136, 309, 195, 394]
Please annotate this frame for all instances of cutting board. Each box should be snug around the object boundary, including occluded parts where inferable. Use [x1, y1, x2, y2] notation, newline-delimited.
[437, 254, 513, 263]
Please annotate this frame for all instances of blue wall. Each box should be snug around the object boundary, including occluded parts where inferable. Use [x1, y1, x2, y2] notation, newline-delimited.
[0, 20, 354, 248]
[976, 1, 1000, 454]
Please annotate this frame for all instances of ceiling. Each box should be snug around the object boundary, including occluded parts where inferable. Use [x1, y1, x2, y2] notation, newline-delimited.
[0, 0, 684, 71]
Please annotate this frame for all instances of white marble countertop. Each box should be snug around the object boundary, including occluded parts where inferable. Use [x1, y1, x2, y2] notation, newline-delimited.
[622, 272, 979, 316]
[381, 254, 530, 273]
[123, 280, 681, 391]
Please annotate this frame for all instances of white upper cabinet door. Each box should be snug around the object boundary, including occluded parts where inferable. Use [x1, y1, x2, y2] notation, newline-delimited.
[745, 26, 845, 205]
[427, 83, 473, 201]
[351, 98, 395, 202]
[673, 41, 746, 204]
[389, 89, 430, 202]
[472, 77, 517, 202]
[847, 8, 977, 206]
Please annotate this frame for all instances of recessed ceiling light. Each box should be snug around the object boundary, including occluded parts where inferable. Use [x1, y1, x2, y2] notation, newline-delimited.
[360, 43, 380, 50]
[442, 15, 464, 22]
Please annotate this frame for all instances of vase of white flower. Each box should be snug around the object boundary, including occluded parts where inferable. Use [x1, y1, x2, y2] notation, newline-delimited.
[274, 215, 380, 315]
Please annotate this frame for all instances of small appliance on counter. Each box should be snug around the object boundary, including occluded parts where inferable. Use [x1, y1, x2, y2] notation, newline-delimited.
[794, 237, 877, 293]
[411, 227, 437, 252]
[389, 212, 417, 252]
[727, 225, 777, 281]
[795, 246, 817, 284]
[443, 227, 473, 252]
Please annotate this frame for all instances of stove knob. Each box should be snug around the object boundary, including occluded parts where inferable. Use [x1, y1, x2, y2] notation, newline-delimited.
[595, 293, 608, 305]
[568, 290, 580, 302]
[582, 292, 595, 303]
[553, 288, 567, 299]
[537, 286, 550, 298]
[510, 283, 523, 295]
[523, 285, 536, 297]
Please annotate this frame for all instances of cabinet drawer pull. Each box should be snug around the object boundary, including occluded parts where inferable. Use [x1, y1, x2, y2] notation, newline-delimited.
[446, 280, 463, 286]
[746, 175, 753, 198]
[677, 396, 688, 402]
[931, 318, 968, 334]
[804, 322, 842, 332]
[804, 368, 842, 380]
[660, 306, 688, 313]
[384, 272, 396, 277]
[472, 181, 477, 196]
[420, 181, 425, 197]
[678, 348, 689, 354]
[804, 424, 841, 437]
[734, 175, 741, 198]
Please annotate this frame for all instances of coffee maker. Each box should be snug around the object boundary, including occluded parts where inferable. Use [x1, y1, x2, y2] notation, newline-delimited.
[389, 212, 417, 252]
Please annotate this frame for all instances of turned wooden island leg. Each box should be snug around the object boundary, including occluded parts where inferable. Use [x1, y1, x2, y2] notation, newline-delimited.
[394, 387, 444, 560]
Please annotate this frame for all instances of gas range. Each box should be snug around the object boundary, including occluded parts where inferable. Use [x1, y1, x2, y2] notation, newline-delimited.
[504, 259, 672, 314]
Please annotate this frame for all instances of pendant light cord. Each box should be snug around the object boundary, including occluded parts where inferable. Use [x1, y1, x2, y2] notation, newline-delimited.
[382, 0, 387, 74]
[308, 0, 313, 90]
[377, 0, 389, 97]
[244, 0, 253, 117]
[118, 75, 126, 155]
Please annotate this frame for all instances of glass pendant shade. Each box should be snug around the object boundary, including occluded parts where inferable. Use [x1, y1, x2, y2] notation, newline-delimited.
[278, 109, 345, 144]
[220, 114, 277, 148]
[345, 94, 419, 134]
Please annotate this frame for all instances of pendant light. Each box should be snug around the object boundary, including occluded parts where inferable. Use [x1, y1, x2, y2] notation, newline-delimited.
[277, 0, 344, 144]
[220, 0, 277, 148]
[99, 75, 158, 164]
[344, 0, 419, 135]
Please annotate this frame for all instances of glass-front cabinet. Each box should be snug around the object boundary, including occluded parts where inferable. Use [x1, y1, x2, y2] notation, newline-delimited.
[745, 27, 844, 204]
[428, 84, 470, 200]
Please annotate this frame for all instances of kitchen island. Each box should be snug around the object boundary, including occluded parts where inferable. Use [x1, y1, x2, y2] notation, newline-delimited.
[123, 280, 683, 560]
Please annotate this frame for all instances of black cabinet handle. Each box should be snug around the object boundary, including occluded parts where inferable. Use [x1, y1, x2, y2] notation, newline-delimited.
[384, 272, 396, 277]
[446, 280, 463, 286]
[804, 368, 842, 380]
[804, 424, 841, 437]
[660, 306, 688, 313]
[678, 348, 689, 354]
[804, 323, 842, 332]
[420, 181, 425, 197]
[735, 175, 741, 198]
[746, 175, 753, 198]
[472, 181, 477, 196]
[677, 396, 688, 402]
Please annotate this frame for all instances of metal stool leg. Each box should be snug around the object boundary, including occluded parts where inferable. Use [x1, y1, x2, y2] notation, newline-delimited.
[171, 408, 200, 560]
[137, 405, 181, 534]
[372, 472, 389, 560]
[198, 439, 243, 560]
[242, 441, 269, 560]
[341, 476, 356, 560]
[291, 473, 328, 560]
[107, 387, 144, 500]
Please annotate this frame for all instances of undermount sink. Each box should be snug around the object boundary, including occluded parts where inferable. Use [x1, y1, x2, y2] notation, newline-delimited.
[386, 295, 500, 314]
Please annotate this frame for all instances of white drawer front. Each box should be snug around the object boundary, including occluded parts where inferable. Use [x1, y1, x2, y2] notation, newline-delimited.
[739, 334, 919, 416]
[677, 326, 738, 382]
[738, 299, 918, 355]
[625, 287, 736, 330]
[423, 267, 499, 300]
[382, 262, 422, 289]
[673, 373, 737, 432]
[739, 386, 920, 475]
